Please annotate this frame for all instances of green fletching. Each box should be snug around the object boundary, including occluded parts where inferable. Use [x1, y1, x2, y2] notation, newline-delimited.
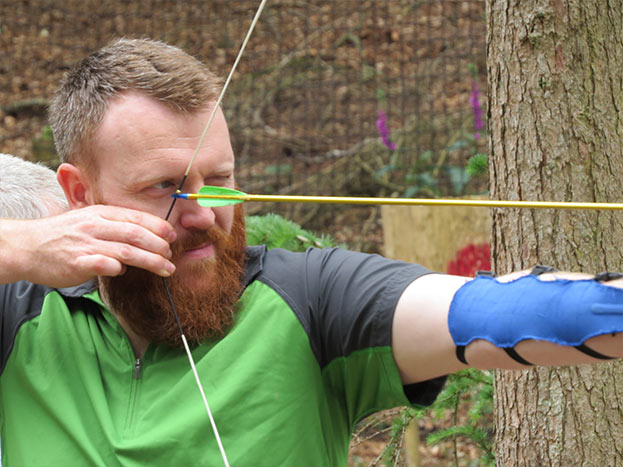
[196, 185, 246, 207]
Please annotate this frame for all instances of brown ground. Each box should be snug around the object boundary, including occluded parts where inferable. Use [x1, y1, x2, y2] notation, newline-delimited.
[348, 404, 493, 466]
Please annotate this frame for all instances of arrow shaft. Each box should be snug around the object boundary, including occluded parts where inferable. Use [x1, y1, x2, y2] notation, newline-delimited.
[178, 193, 623, 210]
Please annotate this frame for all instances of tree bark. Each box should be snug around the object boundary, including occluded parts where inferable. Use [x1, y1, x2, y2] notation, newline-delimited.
[487, 0, 623, 465]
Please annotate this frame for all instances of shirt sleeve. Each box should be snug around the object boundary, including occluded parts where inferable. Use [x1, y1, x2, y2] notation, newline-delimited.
[0, 281, 48, 373]
[256, 247, 446, 410]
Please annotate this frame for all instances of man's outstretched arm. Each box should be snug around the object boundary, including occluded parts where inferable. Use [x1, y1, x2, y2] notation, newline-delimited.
[392, 269, 623, 384]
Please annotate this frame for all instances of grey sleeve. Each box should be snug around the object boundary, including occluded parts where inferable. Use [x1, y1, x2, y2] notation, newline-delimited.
[257, 247, 432, 368]
[0, 281, 48, 373]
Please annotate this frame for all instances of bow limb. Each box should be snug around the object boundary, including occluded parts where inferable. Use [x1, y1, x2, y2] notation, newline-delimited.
[177, 0, 269, 196]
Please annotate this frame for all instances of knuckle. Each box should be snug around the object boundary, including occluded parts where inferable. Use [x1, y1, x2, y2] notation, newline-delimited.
[125, 225, 143, 245]
[78, 223, 96, 238]
[90, 256, 114, 276]
[117, 245, 134, 262]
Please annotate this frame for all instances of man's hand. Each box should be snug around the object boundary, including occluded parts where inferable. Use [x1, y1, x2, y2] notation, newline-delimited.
[0, 205, 176, 288]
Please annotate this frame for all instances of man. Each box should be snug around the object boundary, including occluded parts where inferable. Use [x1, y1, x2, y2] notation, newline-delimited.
[0, 153, 68, 218]
[0, 39, 621, 465]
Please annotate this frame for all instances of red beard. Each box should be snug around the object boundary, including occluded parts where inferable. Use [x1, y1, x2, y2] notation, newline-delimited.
[99, 206, 247, 348]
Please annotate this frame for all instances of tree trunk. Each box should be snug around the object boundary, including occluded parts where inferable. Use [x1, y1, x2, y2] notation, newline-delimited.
[487, 0, 623, 465]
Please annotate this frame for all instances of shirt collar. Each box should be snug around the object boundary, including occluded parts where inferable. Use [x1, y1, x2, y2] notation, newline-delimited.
[243, 245, 266, 287]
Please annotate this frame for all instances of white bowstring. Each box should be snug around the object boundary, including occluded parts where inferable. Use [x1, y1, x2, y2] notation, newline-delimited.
[181, 334, 230, 467]
[177, 1, 268, 466]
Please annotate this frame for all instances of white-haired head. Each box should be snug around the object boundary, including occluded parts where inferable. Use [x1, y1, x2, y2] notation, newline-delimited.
[0, 153, 69, 219]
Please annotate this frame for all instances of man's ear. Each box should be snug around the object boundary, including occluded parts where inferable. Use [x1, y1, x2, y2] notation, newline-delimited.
[56, 163, 96, 208]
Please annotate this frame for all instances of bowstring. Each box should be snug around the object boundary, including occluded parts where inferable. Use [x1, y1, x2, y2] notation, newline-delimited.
[162, 1, 268, 465]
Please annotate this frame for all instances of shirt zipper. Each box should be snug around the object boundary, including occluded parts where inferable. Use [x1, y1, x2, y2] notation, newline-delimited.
[124, 357, 143, 435]
[133, 357, 142, 379]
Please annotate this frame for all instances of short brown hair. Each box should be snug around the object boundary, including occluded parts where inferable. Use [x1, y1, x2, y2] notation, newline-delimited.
[49, 38, 222, 169]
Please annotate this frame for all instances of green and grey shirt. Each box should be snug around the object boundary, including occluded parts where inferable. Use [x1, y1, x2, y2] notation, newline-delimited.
[0, 246, 445, 466]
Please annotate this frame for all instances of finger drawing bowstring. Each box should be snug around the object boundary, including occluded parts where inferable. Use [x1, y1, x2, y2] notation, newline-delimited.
[161, 2, 268, 466]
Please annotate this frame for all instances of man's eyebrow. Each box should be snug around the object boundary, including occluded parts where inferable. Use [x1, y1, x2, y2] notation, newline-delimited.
[202, 163, 236, 177]
[208, 170, 234, 178]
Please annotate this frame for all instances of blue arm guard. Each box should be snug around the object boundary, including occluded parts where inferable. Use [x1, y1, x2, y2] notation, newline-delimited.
[448, 275, 623, 364]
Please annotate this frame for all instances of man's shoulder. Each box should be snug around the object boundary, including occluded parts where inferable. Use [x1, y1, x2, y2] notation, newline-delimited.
[250, 245, 423, 284]
[1, 280, 54, 311]
[0, 279, 98, 374]
[1, 279, 97, 305]
[0, 280, 97, 341]
[246, 245, 345, 286]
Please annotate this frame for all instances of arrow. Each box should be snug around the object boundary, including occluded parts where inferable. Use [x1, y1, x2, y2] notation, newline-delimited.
[172, 186, 623, 211]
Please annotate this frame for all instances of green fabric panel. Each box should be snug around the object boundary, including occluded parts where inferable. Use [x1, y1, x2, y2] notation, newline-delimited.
[322, 346, 412, 433]
[1, 280, 411, 466]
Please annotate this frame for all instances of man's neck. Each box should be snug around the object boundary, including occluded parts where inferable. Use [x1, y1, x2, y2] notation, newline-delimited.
[99, 286, 149, 358]
[113, 313, 150, 358]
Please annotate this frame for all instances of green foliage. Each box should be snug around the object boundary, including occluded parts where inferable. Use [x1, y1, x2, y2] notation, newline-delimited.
[410, 368, 494, 465]
[335, 31, 362, 50]
[446, 165, 471, 196]
[373, 368, 494, 466]
[32, 124, 60, 169]
[41, 124, 54, 141]
[245, 213, 341, 251]
[427, 369, 494, 464]
[357, 370, 494, 466]
[467, 62, 479, 77]
[374, 62, 489, 199]
[263, 163, 292, 176]
[376, 133, 484, 198]
[380, 409, 413, 465]
[466, 153, 488, 177]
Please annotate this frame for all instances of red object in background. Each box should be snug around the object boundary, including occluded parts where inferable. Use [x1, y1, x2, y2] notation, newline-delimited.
[447, 243, 491, 277]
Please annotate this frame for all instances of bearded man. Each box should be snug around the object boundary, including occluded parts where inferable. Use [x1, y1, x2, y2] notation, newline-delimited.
[0, 38, 621, 466]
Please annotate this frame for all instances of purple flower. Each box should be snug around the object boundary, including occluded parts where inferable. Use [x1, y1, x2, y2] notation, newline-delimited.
[469, 80, 484, 140]
[376, 110, 397, 151]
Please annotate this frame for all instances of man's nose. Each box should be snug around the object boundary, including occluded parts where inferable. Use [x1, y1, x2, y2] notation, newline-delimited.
[177, 195, 216, 231]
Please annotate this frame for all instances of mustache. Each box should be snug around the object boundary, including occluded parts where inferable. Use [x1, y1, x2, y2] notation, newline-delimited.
[171, 226, 229, 261]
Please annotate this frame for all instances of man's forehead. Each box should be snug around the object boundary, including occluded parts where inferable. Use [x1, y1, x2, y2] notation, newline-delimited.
[94, 93, 228, 151]
[90, 92, 234, 183]
[101, 92, 207, 128]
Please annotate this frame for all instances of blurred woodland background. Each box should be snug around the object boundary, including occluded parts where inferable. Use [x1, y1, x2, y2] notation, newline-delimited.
[1, 0, 488, 253]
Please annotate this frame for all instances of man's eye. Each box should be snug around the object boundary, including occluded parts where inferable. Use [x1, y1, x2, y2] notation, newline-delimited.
[152, 180, 174, 190]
